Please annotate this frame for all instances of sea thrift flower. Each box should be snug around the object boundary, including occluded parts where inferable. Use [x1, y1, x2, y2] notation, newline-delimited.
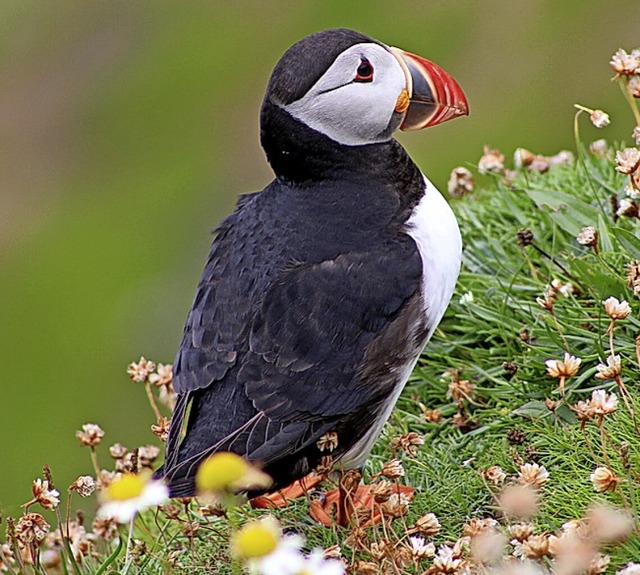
[518, 463, 549, 488]
[127, 356, 156, 382]
[603, 296, 631, 319]
[29, 478, 60, 510]
[589, 110, 610, 128]
[590, 467, 621, 493]
[380, 493, 410, 518]
[431, 545, 464, 573]
[589, 389, 618, 415]
[577, 226, 598, 249]
[409, 536, 435, 559]
[15, 513, 50, 545]
[515, 534, 550, 560]
[589, 139, 608, 156]
[478, 146, 505, 174]
[447, 166, 475, 197]
[484, 465, 507, 485]
[98, 472, 168, 523]
[148, 363, 172, 387]
[627, 262, 640, 297]
[414, 512, 441, 536]
[380, 458, 405, 479]
[75, 423, 105, 447]
[617, 198, 640, 218]
[152, 416, 171, 442]
[470, 529, 507, 564]
[196, 452, 272, 494]
[137, 445, 161, 468]
[633, 125, 640, 146]
[92, 516, 118, 541]
[392, 431, 424, 456]
[463, 517, 497, 536]
[610, 48, 640, 76]
[296, 550, 345, 575]
[70, 475, 96, 498]
[545, 353, 581, 378]
[615, 148, 640, 174]
[509, 523, 535, 542]
[595, 355, 622, 380]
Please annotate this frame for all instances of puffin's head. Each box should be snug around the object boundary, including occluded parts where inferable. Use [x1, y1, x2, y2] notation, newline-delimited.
[261, 29, 468, 147]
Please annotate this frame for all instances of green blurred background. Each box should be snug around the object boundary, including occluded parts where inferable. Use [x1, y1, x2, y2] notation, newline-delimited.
[1, 0, 639, 515]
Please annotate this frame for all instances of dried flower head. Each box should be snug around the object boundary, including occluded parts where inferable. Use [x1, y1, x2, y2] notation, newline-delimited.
[617, 198, 640, 218]
[380, 492, 410, 518]
[463, 517, 497, 537]
[518, 463, 549, 488]
[29, 478, 60, 510]
[633, 125, 640, 146]
[370, 479, 393, 503]
[379, 458, 405, 479]
[75, 423, 105, 447]
[392, 431, 424, 456]
[545, 353, 581, 378]
[589, 139, 609, 156]
[137, 445, 161, 468]
[127, 356, 156, 382]
[515, 534, 550, 560]
[594, 355, 622, 380]
[484, 465, 507, 485]
[577, 226, 598, 249]
[615, 147, 640, 174]
[610, 48, 640, 77]
[588, 389, 618, 415]
[549, 150, 574, 166]
[516, 228, 535, 247]
[627, 262, 640, 297]
[109, 443, 128, 459]
[478, 146, 505, 175]
[409, 536, 435, 559]
[588, 554, 611, 574]
[508, 523, 535, 542]
[447, 378, 474, 404]
[15, 513, 50, 545]
[148, 363, 172, 387]
[317, 431, 339, 452]
[413, 512, 441, 536]
[603, 296, 631, 319]
[589, 109, 610, 128]
[421, 407, 443, 423]
[590, 466, 621, 493]
[498, 484, 539, 520]
[152, 416, 171, 442]
[514, 148, 535, 169]
[469, 529, 507, 564]
[431, 545, 465, 573]
[448, 166, 475, 197]
[92, 516, 118, 541]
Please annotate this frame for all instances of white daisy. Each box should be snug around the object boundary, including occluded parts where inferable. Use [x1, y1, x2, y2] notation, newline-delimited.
[98, 472, 168, 523]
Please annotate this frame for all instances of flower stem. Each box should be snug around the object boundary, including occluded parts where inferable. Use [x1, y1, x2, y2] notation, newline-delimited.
[145, 382, 163, 421]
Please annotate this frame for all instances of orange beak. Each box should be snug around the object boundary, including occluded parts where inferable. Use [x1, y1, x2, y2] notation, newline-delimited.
[390, 47, 469, 130]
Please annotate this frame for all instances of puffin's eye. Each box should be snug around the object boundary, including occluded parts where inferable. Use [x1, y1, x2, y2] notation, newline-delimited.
[354, 58, 374, 83]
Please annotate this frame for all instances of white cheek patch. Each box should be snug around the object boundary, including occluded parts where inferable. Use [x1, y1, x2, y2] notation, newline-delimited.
[283, 43, 406, 146]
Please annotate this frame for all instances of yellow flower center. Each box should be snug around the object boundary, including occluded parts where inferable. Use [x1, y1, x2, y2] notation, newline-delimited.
[233, 522, 279, 559]
[106, 474, 145, 501]
[195, 452, 248, 492]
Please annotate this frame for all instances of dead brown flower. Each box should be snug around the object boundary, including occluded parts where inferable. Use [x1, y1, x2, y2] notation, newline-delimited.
[75, 423, 105, 447]
[127, 356, 156, 382]
[447, 166, 475, 197]
[413, 512, 441, 536]
[15, 513, 50, 545]
[379, 459, 405, 479]
[316, 431, 339, 452]
[69, 475, 96, 498]
[392, 431, 424, 456]
[590, 466, 621, 493]
[152, 416, 171, 442]
[498, 484, 539, 520]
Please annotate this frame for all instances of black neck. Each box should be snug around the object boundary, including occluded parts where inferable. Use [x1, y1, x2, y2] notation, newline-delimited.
[260, 100, 424, 210]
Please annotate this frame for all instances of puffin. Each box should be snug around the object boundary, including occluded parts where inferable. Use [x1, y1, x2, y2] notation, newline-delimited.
[159, 28, 468, 503]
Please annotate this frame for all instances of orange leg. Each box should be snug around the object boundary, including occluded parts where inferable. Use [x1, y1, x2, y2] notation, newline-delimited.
[249, 472, 324, 509]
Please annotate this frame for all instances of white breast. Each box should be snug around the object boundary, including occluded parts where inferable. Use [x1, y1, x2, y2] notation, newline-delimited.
[340, 176, 461, 469]
[405, 175, 462, 336]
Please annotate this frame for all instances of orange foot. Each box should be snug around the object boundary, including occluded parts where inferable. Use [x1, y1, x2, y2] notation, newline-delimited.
[309, 479, 414, 527]
[249, 472, 324, 509]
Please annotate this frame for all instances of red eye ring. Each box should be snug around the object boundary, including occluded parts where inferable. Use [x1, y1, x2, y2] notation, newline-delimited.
[354, 57, 374, 82]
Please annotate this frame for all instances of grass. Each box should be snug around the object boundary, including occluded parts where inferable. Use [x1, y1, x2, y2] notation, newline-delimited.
[3, 73, 640, 575]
